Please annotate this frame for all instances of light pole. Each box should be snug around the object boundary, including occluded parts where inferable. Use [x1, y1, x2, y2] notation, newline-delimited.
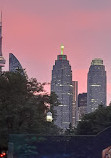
[46, 112, 53, 135]
[46, 112, 53, 122]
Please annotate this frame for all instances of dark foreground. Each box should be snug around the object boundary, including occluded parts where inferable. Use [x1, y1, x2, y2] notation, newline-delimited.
[8, 127, 111, 158]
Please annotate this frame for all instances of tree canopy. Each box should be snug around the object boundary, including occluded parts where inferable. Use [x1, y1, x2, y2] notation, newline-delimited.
[75, 105, 111, 135]
[0, 71, 60, 149]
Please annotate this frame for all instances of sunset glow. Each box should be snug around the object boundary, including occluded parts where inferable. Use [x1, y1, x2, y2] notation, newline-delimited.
[1, 0, 111, 104]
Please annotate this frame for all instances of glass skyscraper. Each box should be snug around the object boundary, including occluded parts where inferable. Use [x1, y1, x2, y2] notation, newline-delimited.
[51, 45, 73, 129]
[87, 58, 106, 113]
[9, 53, 24, 75]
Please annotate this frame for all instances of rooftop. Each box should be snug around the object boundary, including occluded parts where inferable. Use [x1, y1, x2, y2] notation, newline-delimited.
[91, 58, 103, 65]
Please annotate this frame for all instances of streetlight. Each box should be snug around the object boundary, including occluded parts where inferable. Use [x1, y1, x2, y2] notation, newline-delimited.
[46, 112, 53, 122]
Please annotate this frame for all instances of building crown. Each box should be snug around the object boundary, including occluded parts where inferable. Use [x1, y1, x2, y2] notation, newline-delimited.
[91, 58, 103, 65]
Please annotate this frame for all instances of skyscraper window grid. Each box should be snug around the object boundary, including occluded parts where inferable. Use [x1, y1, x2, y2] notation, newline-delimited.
[87, 58, 106, 113]
[51, 45, 73, 129]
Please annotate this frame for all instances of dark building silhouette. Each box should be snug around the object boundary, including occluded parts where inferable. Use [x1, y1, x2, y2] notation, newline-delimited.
[78, 93, 87, 120]
[72, 81, 78, 127]
[9, 53, 24, 74]
[87, 58, 106, 113]
[51, 45, 73, 129]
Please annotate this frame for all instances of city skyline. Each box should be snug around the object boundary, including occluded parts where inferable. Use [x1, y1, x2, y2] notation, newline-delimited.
[1, 0, 111, 104]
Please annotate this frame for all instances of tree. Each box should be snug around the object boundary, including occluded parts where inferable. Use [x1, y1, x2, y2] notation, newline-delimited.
[75, 105, 111, 135]
[0, 71, 60, 149]
[49, 92, 60, 120]
[64, 123, 75, 136]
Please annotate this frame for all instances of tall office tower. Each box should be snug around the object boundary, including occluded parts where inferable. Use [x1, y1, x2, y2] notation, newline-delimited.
[0, 13, 6, 72]
[51, 45, 73, 129]
[87, 58, 106, 113]
[78, 93, 87, 120]
[72, 81, 78, 127]
[9, 53, 24, 75]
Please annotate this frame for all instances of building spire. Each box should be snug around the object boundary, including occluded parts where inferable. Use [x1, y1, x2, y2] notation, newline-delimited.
[0, 11, 2, 26]
[0, 11, 6, 72]
[61, 44, 64, 55]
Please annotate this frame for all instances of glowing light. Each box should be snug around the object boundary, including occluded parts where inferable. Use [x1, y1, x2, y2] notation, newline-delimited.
[61, 44, 64, 55]
[0, 154, 3, 157]
[90, 84, 101, 87]
[46, 112, 53, 122]
[2, 153, 6, 156]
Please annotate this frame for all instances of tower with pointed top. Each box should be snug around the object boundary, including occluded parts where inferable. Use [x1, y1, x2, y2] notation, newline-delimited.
[0, 12, 5, 72]
[9, 53, 24, 75]
[51, 45, 73, 129]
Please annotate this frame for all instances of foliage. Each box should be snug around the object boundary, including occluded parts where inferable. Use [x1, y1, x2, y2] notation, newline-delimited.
[0, 71, 60, 149]
[75, 105, 111, 135]
[49, 91, 60, 120]
[64, 123, 75, 136]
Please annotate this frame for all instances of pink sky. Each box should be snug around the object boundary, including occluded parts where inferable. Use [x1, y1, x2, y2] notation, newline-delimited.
[1, 0, 111, 104]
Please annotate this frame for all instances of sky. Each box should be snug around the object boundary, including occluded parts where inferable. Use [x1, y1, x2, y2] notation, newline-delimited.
[1, 0, 111, 104]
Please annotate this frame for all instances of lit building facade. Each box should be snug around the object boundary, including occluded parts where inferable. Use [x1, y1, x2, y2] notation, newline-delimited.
[9, 53, 24, 75]
[87, 58, 106, 113]
[72, 81, 78, 127]
[51, 45, 73, 129]
[0, 13, 6, 72]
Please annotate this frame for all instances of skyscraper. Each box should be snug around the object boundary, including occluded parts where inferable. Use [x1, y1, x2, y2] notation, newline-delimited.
[51, 45, 73, 129]
[72, 81, 78, 127]
[9, 53, 24, 75]
[87, 58, 106, 113]
[0, 12, 6, 72]
[78, 93, 87, 120]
